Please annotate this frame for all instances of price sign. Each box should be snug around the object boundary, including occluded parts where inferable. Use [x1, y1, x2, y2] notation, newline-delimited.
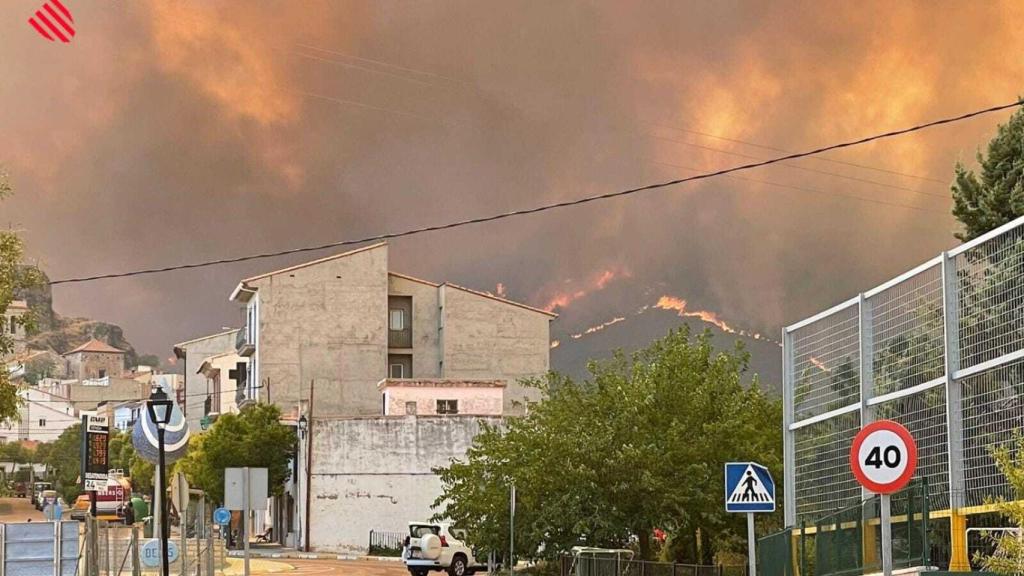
[81, 414, 110, 491]
[850, 420, 917, 494]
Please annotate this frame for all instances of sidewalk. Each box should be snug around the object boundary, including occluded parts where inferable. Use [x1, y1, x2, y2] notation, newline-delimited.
[227, 546, 403, 562]
[223, 557, 295, 574]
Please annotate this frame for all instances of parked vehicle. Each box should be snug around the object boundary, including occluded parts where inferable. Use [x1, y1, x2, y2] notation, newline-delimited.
[13, 481, 26, 498]
[402, 522, 488, 576]
[32, 482, 52, 510]
[70, 495, 91, 521]
[95, 476, 131, 523]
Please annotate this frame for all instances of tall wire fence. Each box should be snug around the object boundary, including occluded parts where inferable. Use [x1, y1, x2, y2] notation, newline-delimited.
[783, 215, 1024, 571]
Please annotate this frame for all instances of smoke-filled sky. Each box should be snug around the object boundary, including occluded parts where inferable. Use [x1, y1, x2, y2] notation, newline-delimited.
[2, 1, 1023, 361]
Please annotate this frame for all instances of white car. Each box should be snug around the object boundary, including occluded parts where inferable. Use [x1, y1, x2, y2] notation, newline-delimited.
[403, 522, 489, 576]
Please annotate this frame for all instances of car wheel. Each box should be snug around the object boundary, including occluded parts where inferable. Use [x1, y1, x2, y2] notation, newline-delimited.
[449, 556, 468, 576]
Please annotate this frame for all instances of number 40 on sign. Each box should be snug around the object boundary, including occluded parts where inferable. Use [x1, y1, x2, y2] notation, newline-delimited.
[850, 420, 917, 494]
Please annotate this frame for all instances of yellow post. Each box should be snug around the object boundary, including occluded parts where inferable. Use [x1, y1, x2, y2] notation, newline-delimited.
[949, 509, 970, 572]
[862, 518, 877, 568]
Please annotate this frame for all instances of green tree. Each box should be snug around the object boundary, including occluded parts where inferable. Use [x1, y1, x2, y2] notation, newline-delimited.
[433, 328, 782, 564]
[980, 435, 1024, 574]
[41, 426, 83, 503]
[176, 403, 296, 505]
[952, 107, 1024, 241]
[0, 170, 43, 422]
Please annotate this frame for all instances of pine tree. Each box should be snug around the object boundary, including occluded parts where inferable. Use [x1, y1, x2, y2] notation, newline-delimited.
[952, 108, 1024, 241]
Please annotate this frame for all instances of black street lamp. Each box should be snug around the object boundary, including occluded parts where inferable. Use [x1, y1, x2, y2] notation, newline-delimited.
[147, 386, 173, 576]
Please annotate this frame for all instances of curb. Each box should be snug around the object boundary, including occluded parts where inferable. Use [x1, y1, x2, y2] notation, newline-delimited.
[228, 550, 404, 562]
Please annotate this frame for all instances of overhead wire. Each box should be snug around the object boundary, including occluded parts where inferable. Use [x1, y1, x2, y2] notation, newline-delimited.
[648, 123, 948, 184]
[48, 98, 1024, 286]
[648, 159, 947, 214]
[646, 132, 950, 199]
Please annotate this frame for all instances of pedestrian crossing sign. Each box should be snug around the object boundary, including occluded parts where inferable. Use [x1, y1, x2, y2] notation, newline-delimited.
[725, 462, 775, 513]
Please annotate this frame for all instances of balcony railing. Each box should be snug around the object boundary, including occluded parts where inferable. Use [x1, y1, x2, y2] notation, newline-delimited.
[236, 327, 255, 357]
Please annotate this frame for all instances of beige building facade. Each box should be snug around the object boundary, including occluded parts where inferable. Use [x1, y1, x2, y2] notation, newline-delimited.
[378, 378, 504, 416]
[224, 243, 554, 552]
[229, 243, 554, 417]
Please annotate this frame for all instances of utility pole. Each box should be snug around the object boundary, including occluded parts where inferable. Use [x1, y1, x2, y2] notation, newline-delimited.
[304, 379, 314, 553]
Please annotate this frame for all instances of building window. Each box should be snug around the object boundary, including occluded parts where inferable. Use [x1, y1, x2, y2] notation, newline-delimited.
[389, 363, 405, 378]
[98, 369, 106, 378]
[389, 309, 405, 331]
[38, 419, 46, 427]
[436, 400, 458, 415]
[9, 316, 15, 334]
[405, 401, 418, 415]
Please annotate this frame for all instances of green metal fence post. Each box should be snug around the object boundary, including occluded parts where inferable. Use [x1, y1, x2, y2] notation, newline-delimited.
[922, 476, 930, 567]
[799, 521, 806, 576]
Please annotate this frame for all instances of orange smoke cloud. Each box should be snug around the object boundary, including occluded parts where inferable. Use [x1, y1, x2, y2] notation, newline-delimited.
[145, 3, 297, 127]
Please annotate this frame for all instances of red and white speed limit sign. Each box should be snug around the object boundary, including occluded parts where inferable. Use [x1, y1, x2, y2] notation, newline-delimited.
[850, 420, 917, 494]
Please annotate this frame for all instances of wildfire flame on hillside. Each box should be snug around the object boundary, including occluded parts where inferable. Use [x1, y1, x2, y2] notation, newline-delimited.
[654, 296, 782, 346]
[540, 268, 631, 312]
[570, 316, 626, 339]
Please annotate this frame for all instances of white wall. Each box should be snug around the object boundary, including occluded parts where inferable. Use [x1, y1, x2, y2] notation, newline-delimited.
[308, 415, 501, 554]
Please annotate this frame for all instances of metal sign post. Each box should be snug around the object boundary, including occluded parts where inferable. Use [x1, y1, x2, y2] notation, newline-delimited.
[509, 484, 516, 576]
[724, 462, 776, 576]
[850, 420, 918, 576]
[226, 467, 267, 576]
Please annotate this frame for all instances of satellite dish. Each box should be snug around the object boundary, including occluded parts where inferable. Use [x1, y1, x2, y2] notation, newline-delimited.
[131, 399, 190, 464]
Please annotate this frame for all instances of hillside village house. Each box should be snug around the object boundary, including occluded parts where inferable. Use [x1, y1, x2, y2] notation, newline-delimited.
[205, 242, 554, 552]
[0, 387, 78, 443]
[1, 300, 29, 362]
[173, 329, 240, 432]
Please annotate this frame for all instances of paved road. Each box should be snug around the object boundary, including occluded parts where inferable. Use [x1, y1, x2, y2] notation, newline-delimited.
[239, 559, 409, 575]
[0, 496, 45, 522]
[290, 559, 408, 575]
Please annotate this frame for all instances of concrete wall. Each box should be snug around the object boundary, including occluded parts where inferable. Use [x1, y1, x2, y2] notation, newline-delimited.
[254, 244, 388, 417]
[65, 351, 125, 380]
[176, 330, 239, 432]
[308, 416, 501, 554]
[440, 286, 551, 412]
[382, 381, 504, 416]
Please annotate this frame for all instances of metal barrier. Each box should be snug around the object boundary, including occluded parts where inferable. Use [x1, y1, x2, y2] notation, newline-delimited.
[0, 520, 79, 576]
[756, 528, 794, 576]
[82, 517, 227, 576]
[758, 479, 931, 576]
[559, 553, 747, 576]
[368, 530, 404, 557]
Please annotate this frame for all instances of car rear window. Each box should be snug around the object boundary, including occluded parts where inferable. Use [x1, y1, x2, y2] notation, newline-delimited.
[410, 525, 439, 537]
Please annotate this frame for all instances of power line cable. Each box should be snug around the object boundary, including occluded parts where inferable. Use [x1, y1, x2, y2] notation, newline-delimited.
[48, 98, 1024, 286]
[294, 43, 469, 86]
[648, 159, 948, 214]
[649, 123, 947, 184]
[646, 132, 949, 198]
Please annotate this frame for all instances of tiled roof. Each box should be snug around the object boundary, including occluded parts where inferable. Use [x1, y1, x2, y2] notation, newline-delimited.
[64, 339, 125, 355]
